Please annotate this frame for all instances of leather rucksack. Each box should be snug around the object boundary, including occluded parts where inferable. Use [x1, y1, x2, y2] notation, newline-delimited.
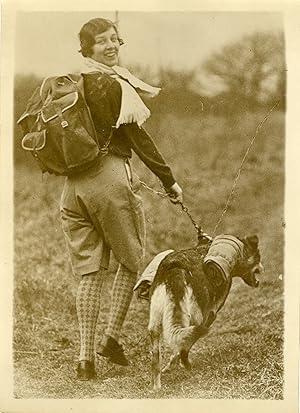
[17, 74, 111, 175]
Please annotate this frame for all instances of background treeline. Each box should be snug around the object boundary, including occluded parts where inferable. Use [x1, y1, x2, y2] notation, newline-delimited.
[14, 30, 285, 163]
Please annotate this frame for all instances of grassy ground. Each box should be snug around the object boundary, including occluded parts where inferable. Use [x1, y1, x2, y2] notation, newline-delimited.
[13, 110, 284, 398]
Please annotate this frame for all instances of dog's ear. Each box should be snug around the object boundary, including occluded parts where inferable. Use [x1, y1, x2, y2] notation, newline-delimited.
[245, 235, 259, 249]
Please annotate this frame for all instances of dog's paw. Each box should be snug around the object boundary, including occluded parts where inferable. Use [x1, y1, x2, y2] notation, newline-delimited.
[149, 382, 161, 392]
[162, 354, 180, 373]
[180, 359, 192, 371]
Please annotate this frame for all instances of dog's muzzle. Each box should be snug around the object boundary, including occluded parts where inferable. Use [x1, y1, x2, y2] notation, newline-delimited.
[252, 262, 264, 287]
[243, 262, 264, 288]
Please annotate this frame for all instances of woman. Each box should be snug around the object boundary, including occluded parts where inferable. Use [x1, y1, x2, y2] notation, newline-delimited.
[60, 17, 183, 380]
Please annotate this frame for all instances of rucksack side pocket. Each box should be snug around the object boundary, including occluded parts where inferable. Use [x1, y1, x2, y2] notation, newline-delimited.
[22, 130, 49, 173]
[22, 130, 47, 151]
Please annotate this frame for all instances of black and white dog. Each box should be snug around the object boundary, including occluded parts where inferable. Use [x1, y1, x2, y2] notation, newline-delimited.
[147, 234, 263, 390]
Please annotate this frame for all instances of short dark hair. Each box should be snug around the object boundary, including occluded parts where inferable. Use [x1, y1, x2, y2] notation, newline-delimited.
[79, 18, 124, 57]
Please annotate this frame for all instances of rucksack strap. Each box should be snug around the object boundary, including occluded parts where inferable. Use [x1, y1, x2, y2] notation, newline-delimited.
[76, 74, 114, 155]
[100, 128, 115, 155]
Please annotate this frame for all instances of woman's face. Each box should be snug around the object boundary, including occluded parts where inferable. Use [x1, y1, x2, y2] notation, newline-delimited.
[90, 26, 120, 66]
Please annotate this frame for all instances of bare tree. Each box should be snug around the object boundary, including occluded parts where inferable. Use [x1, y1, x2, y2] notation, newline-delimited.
[201, 31, 285, 109]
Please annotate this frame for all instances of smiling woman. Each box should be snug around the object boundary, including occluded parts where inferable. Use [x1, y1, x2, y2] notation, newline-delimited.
[55, 16, 183, 381]
[92, 29, 120, 66]
[79, 18, 123, 66]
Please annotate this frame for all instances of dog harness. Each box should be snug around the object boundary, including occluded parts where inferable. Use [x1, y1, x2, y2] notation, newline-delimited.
[203, 235, 244, 285]
[133, 249, 174, 298]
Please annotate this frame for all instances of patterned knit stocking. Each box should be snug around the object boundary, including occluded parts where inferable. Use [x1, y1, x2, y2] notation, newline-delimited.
[105, 264, 137, 341]
[76, 270, 104, 361]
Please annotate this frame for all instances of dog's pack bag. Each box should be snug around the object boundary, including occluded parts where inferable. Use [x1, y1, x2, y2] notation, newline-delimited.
[17, 74, 109, 176]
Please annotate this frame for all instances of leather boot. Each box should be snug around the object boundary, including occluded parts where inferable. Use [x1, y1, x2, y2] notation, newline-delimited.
[97, 335, 129, 366]
[77, 360, 96, 380]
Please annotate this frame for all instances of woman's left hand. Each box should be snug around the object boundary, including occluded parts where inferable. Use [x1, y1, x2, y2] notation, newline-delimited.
[166, 182, 183, 204]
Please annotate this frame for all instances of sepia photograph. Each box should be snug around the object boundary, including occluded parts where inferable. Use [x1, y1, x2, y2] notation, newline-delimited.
[1, 1, 299, 412]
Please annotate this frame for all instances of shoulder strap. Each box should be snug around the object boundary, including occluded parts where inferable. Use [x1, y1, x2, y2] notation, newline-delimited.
[75, 75, 99, 143]
[75, 76, 86, 99]
[75, 73, 114, 154]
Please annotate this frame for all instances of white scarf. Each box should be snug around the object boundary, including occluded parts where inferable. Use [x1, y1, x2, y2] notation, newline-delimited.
[81, 58, 161, 128]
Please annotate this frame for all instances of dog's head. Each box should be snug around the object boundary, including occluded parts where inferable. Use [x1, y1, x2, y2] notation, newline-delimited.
[234, 235, 264, 287]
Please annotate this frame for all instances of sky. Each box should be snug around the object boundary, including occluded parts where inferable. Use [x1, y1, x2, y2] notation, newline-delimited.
[14, 11, 283, 77]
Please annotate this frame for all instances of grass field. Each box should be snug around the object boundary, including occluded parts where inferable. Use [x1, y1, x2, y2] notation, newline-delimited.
[13, 109, 284, 398]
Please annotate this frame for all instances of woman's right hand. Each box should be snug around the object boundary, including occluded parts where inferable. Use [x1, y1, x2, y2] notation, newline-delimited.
[166, 182, 183, 204]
